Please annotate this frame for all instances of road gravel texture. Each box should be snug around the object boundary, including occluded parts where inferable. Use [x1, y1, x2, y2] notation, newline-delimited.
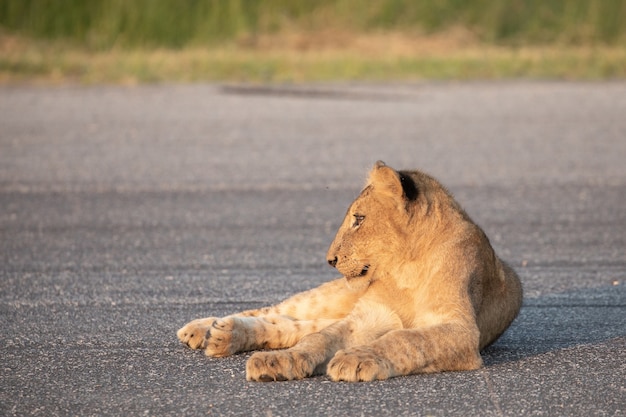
[1, 82, 625, 416]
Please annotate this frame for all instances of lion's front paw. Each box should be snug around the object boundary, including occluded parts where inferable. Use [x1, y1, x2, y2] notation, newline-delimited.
[177, 318, 218, 350]
[327, 347, 393, 382]
[246, 350, 315, 382]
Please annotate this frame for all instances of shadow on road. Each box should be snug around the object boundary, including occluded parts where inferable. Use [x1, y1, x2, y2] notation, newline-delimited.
[483, 284, 625, 366]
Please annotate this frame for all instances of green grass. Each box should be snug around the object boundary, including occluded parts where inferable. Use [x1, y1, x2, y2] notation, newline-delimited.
[1, 1, 626, 83]
[2, 0, 626, 48]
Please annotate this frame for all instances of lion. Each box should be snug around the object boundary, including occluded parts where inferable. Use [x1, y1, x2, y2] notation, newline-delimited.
[177, 161, 523, 382]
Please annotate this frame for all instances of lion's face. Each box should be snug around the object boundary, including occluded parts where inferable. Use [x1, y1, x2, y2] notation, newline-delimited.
[327, 162, 413, 290]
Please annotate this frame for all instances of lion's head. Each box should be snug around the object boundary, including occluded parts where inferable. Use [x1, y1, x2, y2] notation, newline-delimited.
[326, 161, 459, 291]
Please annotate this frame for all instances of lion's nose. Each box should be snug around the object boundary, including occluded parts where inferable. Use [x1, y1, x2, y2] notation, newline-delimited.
[327, 256, 338, 268]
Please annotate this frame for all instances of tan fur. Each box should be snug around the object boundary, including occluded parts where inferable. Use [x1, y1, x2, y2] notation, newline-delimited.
[178, 161, 522, 382]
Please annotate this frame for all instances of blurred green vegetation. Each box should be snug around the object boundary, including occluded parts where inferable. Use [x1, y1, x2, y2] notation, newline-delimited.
[2, 1, 626, 83]
[1, 0, 625, 49]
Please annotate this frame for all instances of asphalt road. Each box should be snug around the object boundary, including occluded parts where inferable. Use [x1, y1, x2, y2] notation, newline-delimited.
[1, 82, 625, 416]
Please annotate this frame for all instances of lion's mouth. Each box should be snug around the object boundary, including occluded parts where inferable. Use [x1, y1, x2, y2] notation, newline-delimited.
[339, 263, 371, 281]
[344, 264, 372, 289]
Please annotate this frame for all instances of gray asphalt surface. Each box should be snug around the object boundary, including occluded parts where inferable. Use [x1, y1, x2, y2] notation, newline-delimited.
[1, 82, 625, 416]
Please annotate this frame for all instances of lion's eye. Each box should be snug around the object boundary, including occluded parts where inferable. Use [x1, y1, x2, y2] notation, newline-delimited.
[353, 214, 365, 227]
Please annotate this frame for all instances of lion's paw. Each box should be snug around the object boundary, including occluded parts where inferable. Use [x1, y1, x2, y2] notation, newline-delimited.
[246, 350, 314, 382]
[178, 317, 253, 357]
[177, 318, 218, 350]
[204, 317, 237, 357]
[327, 347, 393, 382]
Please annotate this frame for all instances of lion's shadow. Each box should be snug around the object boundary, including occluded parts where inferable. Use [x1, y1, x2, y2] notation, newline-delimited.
[482, 284, 626, 366]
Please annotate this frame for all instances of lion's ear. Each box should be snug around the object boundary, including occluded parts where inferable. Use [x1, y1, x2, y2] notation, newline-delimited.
[368, 161, 403, 198]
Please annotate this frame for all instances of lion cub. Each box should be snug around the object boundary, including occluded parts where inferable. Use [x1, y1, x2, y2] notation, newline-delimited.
[178, 161, 522, 382]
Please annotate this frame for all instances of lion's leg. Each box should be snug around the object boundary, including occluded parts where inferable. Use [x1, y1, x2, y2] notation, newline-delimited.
[327, 322, 482, 382]
[213, 315, 340, 357]
[177, 278, 360, 354]
[237, 278, 363, 320]
[177, 315, 339, 356]
[245, 300, 403, 381]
